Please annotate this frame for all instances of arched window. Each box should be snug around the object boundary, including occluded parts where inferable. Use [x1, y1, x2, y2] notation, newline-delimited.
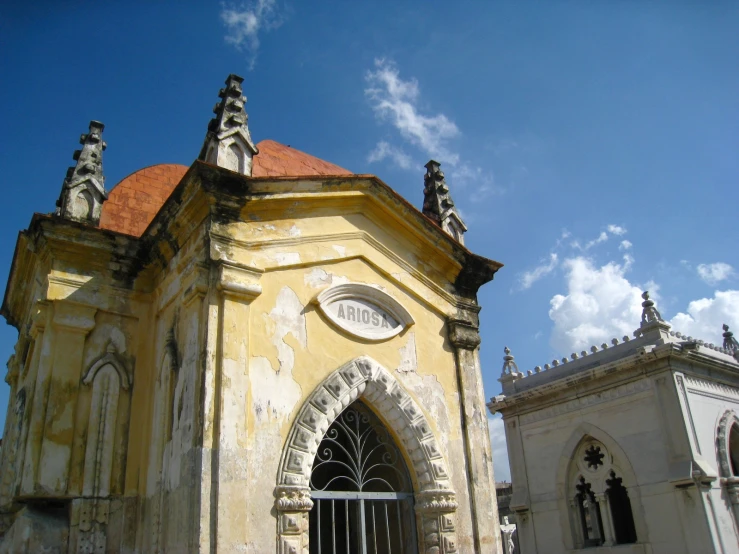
[309, 401, 417, 554]
[568, 438, 637, 548]
[575, 475, 604, 547]
[606, 471, 637, 544]
[730, 423, 739, 476]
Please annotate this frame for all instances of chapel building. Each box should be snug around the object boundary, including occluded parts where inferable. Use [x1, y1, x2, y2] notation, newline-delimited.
[489, 293, 739, 554]
[0, 75, 504, 553]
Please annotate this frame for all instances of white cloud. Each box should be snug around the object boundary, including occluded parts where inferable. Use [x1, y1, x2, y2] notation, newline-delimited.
[488, 415, 511, 482]
[221, 0, 282, 70]
[367, 141, 413, 169]
[548, 256, 644, 353]
[697, 262, 735, 286]
[584, 231, 609, 250]
[607, 224, 627, 236]
[669, 290, 739, 343]
[518, 253, 559, 290]
[365, 59, 460, 164]
[619, 240, 632, 251]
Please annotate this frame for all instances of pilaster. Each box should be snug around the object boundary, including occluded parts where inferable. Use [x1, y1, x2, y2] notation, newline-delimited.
[447, 317, 502, 553]
[37, 301, 97, 494]
[207, 262, 262, 551]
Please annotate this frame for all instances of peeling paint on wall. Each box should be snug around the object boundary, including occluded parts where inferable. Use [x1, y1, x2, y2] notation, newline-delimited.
[397, 332, 418, 373]
[273, 252, 301, 266]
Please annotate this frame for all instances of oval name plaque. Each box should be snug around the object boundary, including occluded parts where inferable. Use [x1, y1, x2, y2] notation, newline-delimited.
[315, 283, 414, 341]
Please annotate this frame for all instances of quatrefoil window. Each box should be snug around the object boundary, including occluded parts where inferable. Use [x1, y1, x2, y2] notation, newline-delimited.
[584, 445, 605, 469]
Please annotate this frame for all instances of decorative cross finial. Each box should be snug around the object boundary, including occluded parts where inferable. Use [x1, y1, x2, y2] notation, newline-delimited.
[55, 120, 108, 225]
[723, 324, 739, 362]
[640, 291, 663, 326]
[422, 160, 467, 245]
[198, 74, 258, 176]
[501, 346, 519, 376]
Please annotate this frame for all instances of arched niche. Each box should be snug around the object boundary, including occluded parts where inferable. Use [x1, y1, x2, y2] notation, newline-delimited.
[275, 356, 458, 554]
[555, 423, 647, 550]
[717, 410, 739, 524]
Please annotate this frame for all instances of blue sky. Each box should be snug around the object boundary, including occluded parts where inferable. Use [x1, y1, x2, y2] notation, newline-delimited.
[1, 1, 737, 481]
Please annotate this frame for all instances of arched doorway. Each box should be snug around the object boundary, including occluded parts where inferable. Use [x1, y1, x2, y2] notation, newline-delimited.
[309, 400, 418, 554]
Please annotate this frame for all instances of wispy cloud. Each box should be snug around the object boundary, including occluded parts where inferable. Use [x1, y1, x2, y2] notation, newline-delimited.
[697, 262, 735, 286]
[518, 253, 559, 290]
[619, 240, 632, 251]
[367, 141, 414, 170]
[607, 224, 627, 236]
[220, 0, 283, 70]
[365, 59, 460, 164]
[365, 59, 502, 199]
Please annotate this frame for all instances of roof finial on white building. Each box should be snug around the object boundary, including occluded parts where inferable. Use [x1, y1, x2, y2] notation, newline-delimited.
[640, 291, 663, 325]
[502, 346, 518, 376]
[198, 74, 258, 176]
[723, 324, 739, 362]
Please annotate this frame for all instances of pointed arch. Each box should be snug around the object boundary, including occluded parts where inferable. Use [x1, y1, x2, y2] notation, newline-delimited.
[557, 423, 638, 491]
[277, 356, 452, 495]
[717, 409, 739, 478]
[275, 356, 458, 554]
[556, 423, 647, 548]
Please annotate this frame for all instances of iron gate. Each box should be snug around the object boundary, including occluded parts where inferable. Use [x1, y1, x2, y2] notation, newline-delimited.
[309, 403, 418, 554]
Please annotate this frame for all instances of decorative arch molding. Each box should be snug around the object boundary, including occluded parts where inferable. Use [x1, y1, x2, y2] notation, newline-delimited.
[717, 409, 739, 478]
[81, 345, 131, 390]
[275, 356, 458, 554]
[555, 423, 648, 549]
[556, 423, 639, 491]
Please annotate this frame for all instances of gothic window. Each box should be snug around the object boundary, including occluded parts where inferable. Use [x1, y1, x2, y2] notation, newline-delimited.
[606, 471, 637, 544]
[575, 476, 604, 547]
[569, 437, 638, 548]
[309, 401, 418, 554]
[730, 423, 739, 476]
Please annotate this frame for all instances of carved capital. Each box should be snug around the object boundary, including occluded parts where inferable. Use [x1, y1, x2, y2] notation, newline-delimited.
[52, 301, 96, 333]
[415, 490, 458, 514]
[447, 319, 480, 350]
[217, 262, 263, 302]
[30, 301, 51, 337]
[274, 486, 313, 512]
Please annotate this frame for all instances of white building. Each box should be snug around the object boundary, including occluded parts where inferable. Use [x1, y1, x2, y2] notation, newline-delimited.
[489, 292, 739, 553]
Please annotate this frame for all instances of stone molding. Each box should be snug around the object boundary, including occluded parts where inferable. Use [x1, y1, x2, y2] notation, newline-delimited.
[216, 262, 263, 302]
[415, 489, 459, 513]
[51, 301, 97, 333]
[275, 356, 458, 554]
[81, 346, 131, 390]
[447, 319, 481, 350]
[717, 409, 739, 478]
[519, 378, 651, 426]
[684, 374, 739, 402]
[277, 356, 453, 492]
[274, 485, 314, 512]
[314, 283, 414, 341]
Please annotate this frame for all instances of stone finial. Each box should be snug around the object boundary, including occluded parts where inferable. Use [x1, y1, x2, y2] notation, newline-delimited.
[422, 160, 467, 245]
[723, 324, 739, 362]
[501, 346, 519, 377]
[55, 121, 108, 224]
[640, 291, 664, 326]
[198, 74, 258, 175]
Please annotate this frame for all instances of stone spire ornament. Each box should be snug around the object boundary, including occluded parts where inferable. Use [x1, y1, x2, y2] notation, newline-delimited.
[723, 324, 739, 362]
[55, 121, 108, 225]
[422, 160, 467, 245]
[198, 74, 258, 176]
[501, 346, 519, 377]
[640, 291, 663, 326]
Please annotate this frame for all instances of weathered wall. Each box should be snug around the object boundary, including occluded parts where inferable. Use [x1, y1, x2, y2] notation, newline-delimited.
[0, 171, 502, 553]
